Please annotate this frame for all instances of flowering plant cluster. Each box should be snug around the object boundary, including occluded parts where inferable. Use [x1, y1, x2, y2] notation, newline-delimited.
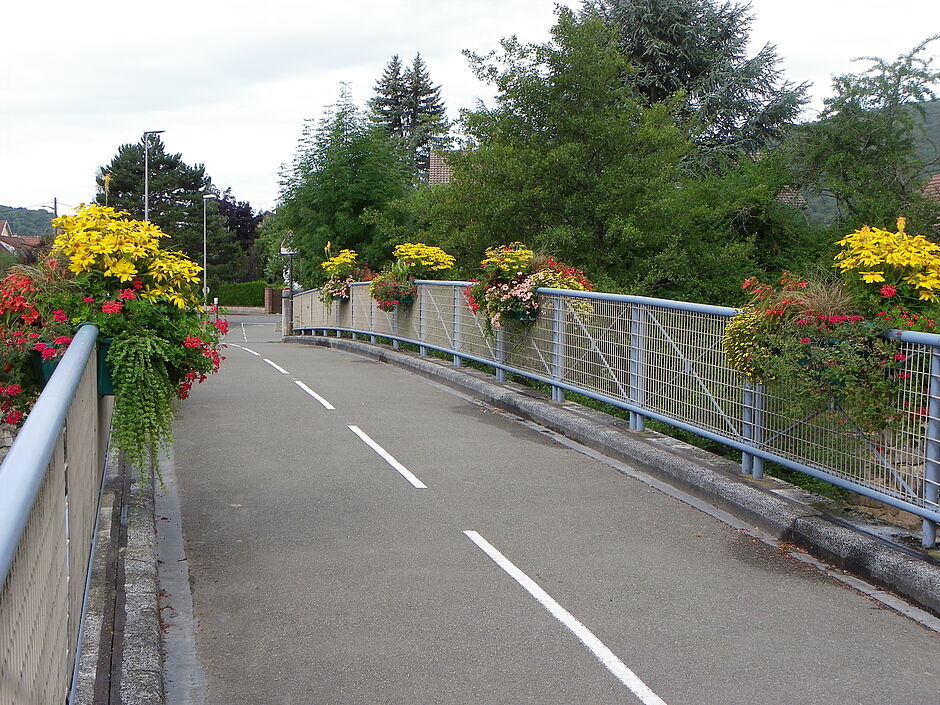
[370, 243, 455, 312]
[466, 243, 593, 336]
[318, 245, 376, 306]
[0, 205, 227, 480]
[723, 219, 940, 432]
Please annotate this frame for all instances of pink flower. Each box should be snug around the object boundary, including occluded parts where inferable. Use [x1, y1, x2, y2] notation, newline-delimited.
[101, 301, 123, 314]
[880, 285, 897, 297]
[798, 318, 810, 325]
[119, 288, 137, 300]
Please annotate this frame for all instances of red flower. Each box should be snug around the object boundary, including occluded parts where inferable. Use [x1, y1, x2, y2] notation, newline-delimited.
[132, 277, 144, 290]
[41, 346, 56, 360]
[53, 336, 73, 345]
[53, 309, 68, 322]
[798, 318, 810, 325]
[33, 342, 48, 351]
[800, 337, 811, 344]
[84, 296, 95, 303]
[183, 335, 203, 348]
[880, 285, 897, 298]
[119, 288, 138, 300]
[895, 353, 907, 361]
[101, 301, 123, 314]
[5, 410, 22, 425]
[4, 384, 21, 396]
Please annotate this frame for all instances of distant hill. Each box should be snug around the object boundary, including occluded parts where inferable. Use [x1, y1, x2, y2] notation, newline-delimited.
[0, 205, 54, 237]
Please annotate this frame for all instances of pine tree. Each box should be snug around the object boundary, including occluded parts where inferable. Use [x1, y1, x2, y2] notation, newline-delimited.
[369, 55, 407, 140]
[370, 53, 450, 178]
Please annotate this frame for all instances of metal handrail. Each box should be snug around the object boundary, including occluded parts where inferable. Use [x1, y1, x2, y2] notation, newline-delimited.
[0, 323, 98, 585]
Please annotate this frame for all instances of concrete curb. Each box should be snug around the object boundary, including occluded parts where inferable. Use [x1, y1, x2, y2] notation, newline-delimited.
[287, 334, 940, 618]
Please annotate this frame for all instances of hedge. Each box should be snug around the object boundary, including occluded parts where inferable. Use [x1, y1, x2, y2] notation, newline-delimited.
[211, 280, 269, 307]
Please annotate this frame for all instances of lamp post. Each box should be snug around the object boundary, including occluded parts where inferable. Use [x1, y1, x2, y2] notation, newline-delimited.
[280, 232, 299, 334]
[142, 130, 165, 221]
[202, 194, 216, 303]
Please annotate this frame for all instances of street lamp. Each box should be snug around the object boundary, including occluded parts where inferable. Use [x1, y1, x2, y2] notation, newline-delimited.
[142, 130, 165, 221]
[202, 194, 216, 302]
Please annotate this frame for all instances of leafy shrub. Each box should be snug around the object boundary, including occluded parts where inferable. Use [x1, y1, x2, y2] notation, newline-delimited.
[212, 280, 268, 307]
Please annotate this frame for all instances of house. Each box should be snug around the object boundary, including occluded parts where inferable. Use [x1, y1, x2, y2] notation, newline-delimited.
[428, 151, 452, 185]
[0, 222, 43, 260]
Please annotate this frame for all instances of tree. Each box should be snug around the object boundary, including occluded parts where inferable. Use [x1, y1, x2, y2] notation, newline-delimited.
[785, 36, 940, 233]
[95, 136, 243, 287]
[274, 85, 414, 286]
[585, 0, 808, 168]
[370, 54, 450, 178]
[217, 188, 264, 281]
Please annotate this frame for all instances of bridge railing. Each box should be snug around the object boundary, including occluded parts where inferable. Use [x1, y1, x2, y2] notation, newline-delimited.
[0, 324, 113, 705]
[293, 282, 940, 548]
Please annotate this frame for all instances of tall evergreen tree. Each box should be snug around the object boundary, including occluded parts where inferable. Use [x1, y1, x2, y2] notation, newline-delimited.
[584, 0, 808, 168]
[217, 188, 264, 281]
[370, 53, 450, 178]
[95, 136, 243, 285]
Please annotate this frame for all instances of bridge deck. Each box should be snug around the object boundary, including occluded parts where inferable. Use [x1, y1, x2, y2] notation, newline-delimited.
[162, 314, 940, 704]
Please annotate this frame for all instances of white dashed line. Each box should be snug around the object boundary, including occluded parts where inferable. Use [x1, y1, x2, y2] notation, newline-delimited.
[463, 530, 668, 705]
[347, 425, 427, 489]
[230, 344, 260, 356]
[263, 359, 289, 374]
[295, 381, 335, 410]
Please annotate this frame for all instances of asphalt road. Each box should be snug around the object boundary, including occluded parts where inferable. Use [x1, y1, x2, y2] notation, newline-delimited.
[164, 313, 940, 705]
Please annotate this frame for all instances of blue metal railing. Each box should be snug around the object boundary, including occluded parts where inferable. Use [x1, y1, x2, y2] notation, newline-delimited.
[0, 324, 110, 704]
[292, 282, 940, 548]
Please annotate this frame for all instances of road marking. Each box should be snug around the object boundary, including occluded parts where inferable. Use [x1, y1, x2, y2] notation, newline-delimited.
[230, 344, 260, 356]
[241, 322, 248, 342]
[263, 359, 289, 374]
[347, 425, 427, 489]
[295, 381, 335, 410]
[463, 530, 669, 705]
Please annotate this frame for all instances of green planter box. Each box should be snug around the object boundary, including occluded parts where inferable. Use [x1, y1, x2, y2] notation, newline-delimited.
[32, 337, 114, 396]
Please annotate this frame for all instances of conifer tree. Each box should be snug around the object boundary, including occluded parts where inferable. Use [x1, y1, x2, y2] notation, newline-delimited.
[370, 53, 450, 178]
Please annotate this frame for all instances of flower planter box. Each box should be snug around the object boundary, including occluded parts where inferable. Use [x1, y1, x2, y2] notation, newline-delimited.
[505, 310, 538, 322]
[32, 338, 114, 396]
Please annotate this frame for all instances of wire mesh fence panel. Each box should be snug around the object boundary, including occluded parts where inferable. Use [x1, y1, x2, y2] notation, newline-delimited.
[397, 302, 421, 342]
[758, 338, 934, 512]
[558, 295, 632, 402]
[503, 305, 555, 379]
[418, 285, 458, 351]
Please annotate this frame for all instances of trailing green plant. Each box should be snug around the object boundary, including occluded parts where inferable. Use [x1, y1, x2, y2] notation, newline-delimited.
[107, 333, 177, 480]
[370, 242, 454, 312]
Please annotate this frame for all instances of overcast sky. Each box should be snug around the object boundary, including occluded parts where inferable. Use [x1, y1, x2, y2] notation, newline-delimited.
[2, 0, 938, 218]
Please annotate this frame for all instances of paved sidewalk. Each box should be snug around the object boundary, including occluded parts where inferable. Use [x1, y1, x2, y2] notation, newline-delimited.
[162, 315, 940, 705]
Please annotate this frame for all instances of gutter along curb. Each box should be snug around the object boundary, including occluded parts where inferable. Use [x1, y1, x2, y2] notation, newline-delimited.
[287, 334, 940, 618]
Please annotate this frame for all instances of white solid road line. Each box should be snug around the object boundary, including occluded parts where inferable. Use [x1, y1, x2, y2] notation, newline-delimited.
[295, 381, 336, 410]
[463, 530, 669, 705]
[347, 425, 428, 489]
[263, 359, 289, 374]
[241, 322, 248, 342]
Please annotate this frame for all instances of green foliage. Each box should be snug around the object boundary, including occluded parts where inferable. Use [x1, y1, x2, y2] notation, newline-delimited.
[0, 205, 54, 237]
[212, 280, 268, 306]
[274, 85, 415, 286]
[784, 37, 940, 234]
[585, 0, 808, 168]
[106, 333, 177, 481]
[217, 189, 264, 282]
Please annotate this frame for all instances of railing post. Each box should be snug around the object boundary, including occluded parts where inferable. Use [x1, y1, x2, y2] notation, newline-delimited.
[496, 328, 506, 383]
[392, 307, 400, 350]
[419, 286, 428, 357]
[751, 385, 766, 479]
[370, 295, 377, 344]
[551, 295, 565, 403]
[628, 303, 647, 431]
[923, 346, 940, 547]
[453, 285, 463, 367]
[742, 381, 755, 475]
